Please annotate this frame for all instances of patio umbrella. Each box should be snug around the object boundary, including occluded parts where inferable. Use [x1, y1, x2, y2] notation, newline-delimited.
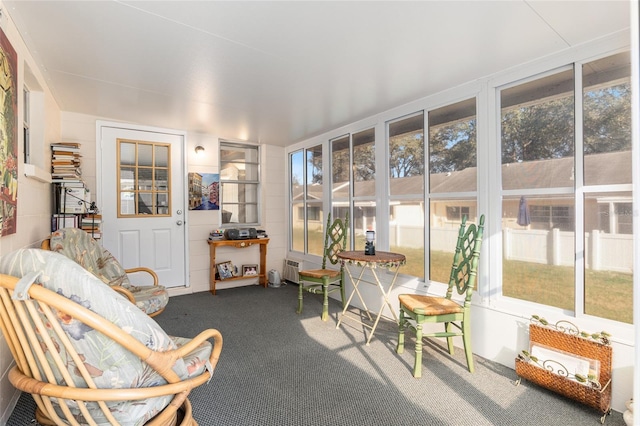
[517, 196, 531, 226]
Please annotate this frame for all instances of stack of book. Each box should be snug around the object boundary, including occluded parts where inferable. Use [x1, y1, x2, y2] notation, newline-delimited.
[81, 214, 102, 239]
[51, 142, 82, 183]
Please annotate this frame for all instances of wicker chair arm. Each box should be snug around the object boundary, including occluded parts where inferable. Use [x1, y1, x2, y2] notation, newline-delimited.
[110, 285, 136, 303]
[173, 329, 223, 370]
[125, 267, 160, 286]
[8, 367, 203, 401]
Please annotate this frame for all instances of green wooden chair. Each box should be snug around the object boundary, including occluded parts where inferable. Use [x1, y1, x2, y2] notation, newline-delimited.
[397, 214, 484, 377]
[296, 212, 349, 321]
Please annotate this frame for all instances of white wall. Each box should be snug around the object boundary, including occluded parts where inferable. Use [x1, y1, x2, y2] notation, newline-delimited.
[60, 113, 287, 296]
[0, 3, 62, 423]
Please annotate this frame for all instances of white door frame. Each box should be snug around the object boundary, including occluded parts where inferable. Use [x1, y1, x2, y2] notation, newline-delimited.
[96, 120, 190, 287]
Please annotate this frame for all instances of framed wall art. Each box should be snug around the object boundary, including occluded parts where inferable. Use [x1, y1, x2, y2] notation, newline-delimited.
[0, 27, 18, 236]
[189, 172, 219, 211]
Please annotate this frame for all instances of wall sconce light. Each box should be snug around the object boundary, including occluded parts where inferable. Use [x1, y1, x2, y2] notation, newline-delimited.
[195, 145, 205, 155]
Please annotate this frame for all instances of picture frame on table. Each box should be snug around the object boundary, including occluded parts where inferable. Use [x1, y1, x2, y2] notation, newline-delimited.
[216, 261, 234, 280]
[242, 264, 258, 276]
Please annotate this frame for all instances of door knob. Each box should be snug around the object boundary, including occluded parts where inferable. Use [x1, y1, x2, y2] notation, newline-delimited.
[176, 220, 183, 226]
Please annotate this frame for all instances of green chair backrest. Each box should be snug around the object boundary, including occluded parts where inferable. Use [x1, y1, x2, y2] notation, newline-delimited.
[322, 212, 349, 269]
[446, 214, 485, 303]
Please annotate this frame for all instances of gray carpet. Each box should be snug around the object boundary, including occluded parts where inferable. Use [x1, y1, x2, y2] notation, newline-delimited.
[7, 283, 626, 425]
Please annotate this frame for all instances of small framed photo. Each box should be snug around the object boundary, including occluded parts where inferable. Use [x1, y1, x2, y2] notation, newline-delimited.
[242, 264, 258, 276]
[216, 261, 234, 280]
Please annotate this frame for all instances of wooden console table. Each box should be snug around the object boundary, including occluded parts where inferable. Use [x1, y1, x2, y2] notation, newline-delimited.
[207, 238, 270, 295]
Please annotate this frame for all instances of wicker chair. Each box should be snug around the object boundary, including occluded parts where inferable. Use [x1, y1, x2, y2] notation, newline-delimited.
[397, 215, 484, 378]
[42, 227, 169, 317]
[0, 249, 223, 425]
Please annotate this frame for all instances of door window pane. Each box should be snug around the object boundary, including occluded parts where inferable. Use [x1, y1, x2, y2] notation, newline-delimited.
[138, 144, 153, 167]
[120, 142, 135, 165]
[154, 145, 168, 167]
[155, 169, 168, 190]
[120, 167, 134, 190]
[138, 168, 152, 190]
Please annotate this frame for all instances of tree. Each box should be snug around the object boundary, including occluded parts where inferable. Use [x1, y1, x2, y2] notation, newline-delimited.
[583, 83, 631, 154]
[389, 132, 424, 178]
[501, 97, 574, 164]
[429, 119, 477, 173]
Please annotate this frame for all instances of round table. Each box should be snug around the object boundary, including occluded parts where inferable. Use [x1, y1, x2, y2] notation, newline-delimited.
[336, 250, 406, 345]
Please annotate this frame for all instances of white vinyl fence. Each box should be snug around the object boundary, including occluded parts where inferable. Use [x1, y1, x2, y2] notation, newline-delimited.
[391, 225, 633, 274]
[503, 228, 633, 273]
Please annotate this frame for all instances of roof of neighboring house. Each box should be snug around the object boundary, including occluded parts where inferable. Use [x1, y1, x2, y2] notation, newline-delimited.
[291, 150, 631, 200]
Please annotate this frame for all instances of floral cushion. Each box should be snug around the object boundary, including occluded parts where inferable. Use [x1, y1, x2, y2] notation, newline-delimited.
[50, 227, 131, 288]
[0, 249, 212, 426]
[49, 227, 168, 316]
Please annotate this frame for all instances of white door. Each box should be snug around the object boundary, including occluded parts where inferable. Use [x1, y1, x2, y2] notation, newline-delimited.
[97, 122, 187, 288]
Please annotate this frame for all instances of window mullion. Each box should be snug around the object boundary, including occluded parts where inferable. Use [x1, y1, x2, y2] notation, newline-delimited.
[574, 63, 586, 317]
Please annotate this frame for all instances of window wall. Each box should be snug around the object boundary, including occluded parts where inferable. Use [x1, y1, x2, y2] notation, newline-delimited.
[290, 145, 324, 255]
[582, 52, 632, 323]
[331, 129, 376, 250]
[219, 141, 260, 225]
[499, 68, 576, 310]
[428, 98, 477, 284]
[388, 113, 424, 278]
[499, 52, 632, 323]
[287, 47, 633, 327]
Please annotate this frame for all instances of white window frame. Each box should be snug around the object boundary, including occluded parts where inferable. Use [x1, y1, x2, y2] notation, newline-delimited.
[219, 140, 260, 226]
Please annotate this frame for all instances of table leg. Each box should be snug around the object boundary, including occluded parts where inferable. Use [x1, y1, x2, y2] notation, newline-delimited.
[365, 265, 401, 345]
[209, 245, 217, 295]
[259, 242, 268, 288]
[337, 264, 373, 330]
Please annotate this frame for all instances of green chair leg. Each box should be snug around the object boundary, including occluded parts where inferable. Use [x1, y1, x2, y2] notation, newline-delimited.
[296, 281, 303, 314]
[321, 279, 329, 321]
[339, 272, 346, 309]
[462, 319, 474, 373]
[413, 322, 423, 378]
[445, 322, 455, 356]
[396, 309, 405, 354]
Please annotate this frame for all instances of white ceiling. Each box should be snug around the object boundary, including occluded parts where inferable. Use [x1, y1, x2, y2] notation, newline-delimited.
[4, 1, 631, 146]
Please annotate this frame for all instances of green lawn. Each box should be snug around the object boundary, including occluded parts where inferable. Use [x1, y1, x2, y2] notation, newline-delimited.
[304, 228, 633, 324]
[398, 248, 633, 324]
